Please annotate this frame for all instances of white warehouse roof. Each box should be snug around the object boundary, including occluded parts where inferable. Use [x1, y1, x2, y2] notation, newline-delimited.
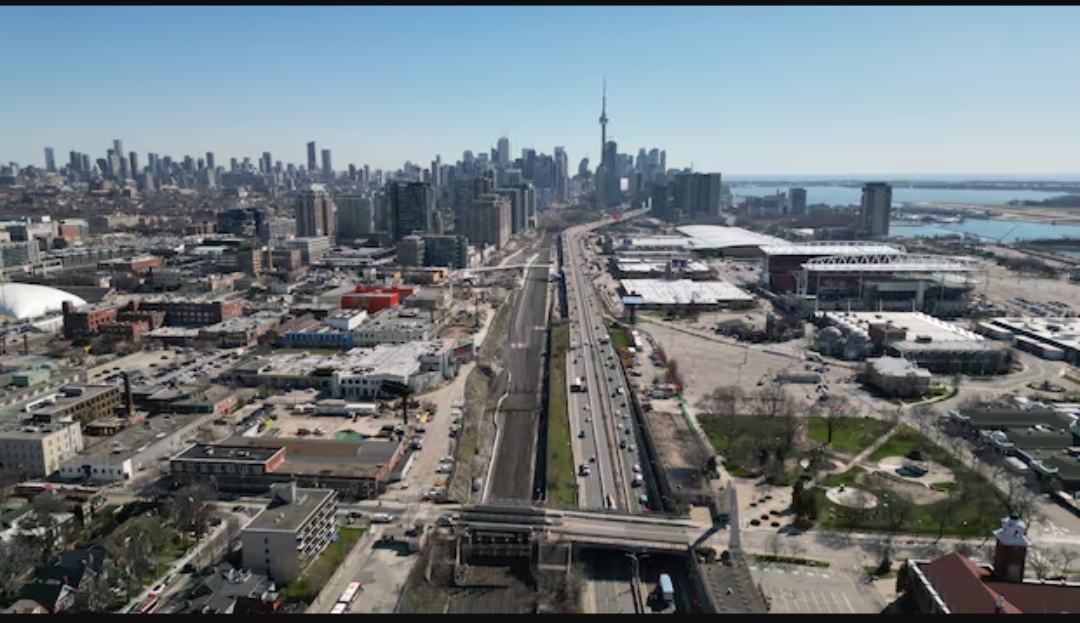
[0, 283, 88, 320]
[677, 225, 786, 250]
[761, 241, 907, 257]
[621, 279, 753, 305]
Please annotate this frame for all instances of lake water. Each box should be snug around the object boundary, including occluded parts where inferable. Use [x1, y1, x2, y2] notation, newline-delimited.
[890, 220, 1080, 243]
[731, 185, 1067, 207]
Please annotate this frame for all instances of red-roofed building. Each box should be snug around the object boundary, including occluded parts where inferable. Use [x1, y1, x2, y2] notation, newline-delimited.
[904, 516, 1080, 614]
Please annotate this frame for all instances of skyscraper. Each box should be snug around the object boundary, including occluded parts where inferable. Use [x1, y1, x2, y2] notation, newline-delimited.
[295, 184, 336, 239]
[321, 149, 332, 179]
[306, 141, 317, 173]
[386, 181, 434, 242]
[43, 148, 55, 173]
[206, 152, 216, 171]
[461, 194, 511, 249]
[859, 183, 892, 237]
[788, 188, 807, 216]
[129, 152, 140, 179]
[602, 140, 620, 206]
[336, 194, 375, 240]
[497, 137, 510, 169]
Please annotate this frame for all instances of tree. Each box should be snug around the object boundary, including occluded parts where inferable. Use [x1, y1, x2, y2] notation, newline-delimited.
[766, 534, 783, 557]
[1000, 476, 1038, 524]
[1028, 549, 1052, 580]
[71, 564, 114, 613]
[0, 538, 32, 603]
[883, 492, 916, 534]
[792, 477, 818, 522]
[105, 516, 171, 595]
[699, 386, 742, 454]
[908, 404, 939, 440]
[164, 484, 214, 541]
[1056, 546, 1078, 579]
[816, 397, 853, 446]
[19, 494, 70, 566]
[930, 484, 969, 539]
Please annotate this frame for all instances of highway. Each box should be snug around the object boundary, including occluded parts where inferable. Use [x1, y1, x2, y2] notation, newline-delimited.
[562, 216, 646, 514]
[485, 254, 552, 502]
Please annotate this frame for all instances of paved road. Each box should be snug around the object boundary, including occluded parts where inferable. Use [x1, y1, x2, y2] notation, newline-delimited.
[486, 255, 551, 502]
[562, 218, 645, 514]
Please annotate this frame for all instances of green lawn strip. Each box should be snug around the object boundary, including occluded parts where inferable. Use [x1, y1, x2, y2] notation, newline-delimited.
[546, 324, 577, 508]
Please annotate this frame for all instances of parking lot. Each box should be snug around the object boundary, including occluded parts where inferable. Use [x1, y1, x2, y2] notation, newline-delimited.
[266, 411, 395, 439]
[749, 564, 881, 613]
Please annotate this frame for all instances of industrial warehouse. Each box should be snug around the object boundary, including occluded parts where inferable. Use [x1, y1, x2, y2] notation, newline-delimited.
[814, 311, 1011, 375]
[619, 279, 754, 309]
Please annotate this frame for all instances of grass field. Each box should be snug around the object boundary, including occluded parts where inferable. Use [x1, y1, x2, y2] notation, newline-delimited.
[479, 297, 513, 362]
[818, 427, 1007, 538]
[806, 417, 892, 455]
[545, 324, 577, 508]
[867, 426, 937, 463]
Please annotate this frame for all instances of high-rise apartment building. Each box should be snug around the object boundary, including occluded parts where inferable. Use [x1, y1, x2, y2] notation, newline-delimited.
[295, 184, 336, 239]
[494, 187, 524, 235]
[306, 141, 317, 173]
[859, 183, 892, 237]
[462, 194, 511, 249]
[128, 152, 140, 179]
[336, 194, 375, 240]
[422, 234, 468, 270]
[788, 187, 807, 216]
[396, 235, 425, 267]
[321, 149, 332, 179]
[386, 181, 434, 243]
[43, 147, 55, 173]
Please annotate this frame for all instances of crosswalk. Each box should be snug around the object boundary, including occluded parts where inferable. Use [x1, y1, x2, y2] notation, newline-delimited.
[749, 565, 832, 579]
[1032, 533, 1080, 546]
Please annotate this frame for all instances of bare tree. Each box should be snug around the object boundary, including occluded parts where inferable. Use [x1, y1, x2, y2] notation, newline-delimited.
[1056, 546, 1078, 579]
[164, 484, 214, 541]
[815, 396, 853, 446]
[71, 566, 114, 613]
[0, 538, 32, 603]
[1028, 549, 1052, 580]
[1000, 476, 1038, 524]
[908, 404, 939, 439]
[930, 483, 969, 539]
[20, 494, 70, 566]
[766, 534, 783, 557]
[105, 516, 171, 595]
[699, 385, 743, 454]
[883, 492, 916, 534]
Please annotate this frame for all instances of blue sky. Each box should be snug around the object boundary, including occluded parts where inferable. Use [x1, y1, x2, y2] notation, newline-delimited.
[2, 6, 1078, 176]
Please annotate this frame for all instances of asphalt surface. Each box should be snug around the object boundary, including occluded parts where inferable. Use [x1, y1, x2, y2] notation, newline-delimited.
[486, 256, 551, 502]
[562, 222, 644, 513]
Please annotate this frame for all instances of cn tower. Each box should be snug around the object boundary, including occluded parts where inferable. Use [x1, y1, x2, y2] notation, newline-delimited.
[599, 76, 609, 166]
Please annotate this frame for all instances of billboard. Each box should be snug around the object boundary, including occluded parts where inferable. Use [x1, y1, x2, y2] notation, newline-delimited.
[622, 296, 644, 306]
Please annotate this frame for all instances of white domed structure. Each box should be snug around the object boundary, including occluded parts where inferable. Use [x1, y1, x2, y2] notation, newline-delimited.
[0, 283, 87, 320]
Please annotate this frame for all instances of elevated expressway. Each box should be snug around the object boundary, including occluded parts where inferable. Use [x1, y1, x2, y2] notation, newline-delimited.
[455, 505, 700, 553]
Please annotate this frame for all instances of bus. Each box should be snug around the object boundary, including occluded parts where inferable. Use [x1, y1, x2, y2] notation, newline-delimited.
[339, 581, 363, 605]
[329, 603, 348, 614]
[15, 482, 54, 496]
[134, 595, 159, 614]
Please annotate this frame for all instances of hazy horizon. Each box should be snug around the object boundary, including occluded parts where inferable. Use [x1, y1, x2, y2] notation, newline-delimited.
[2, 6, 1078, 175]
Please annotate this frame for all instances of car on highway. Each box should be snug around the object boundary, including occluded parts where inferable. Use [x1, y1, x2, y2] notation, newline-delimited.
[620, 439, 627, 449]
[632, 464, 641, 473]
[578, 464, 591, 476]
[639, 494, 648, 505]
[578, 430, 586, 438]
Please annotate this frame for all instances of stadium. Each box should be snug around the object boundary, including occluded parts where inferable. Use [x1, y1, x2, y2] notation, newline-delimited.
[759, 241, 984, 316]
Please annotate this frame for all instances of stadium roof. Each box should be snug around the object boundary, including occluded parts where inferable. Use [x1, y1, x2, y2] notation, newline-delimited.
[761, 241, 907, 257]
[802, 253, 983, 273]
[0, 283, 87, 320]
[676, 225, 786, 250]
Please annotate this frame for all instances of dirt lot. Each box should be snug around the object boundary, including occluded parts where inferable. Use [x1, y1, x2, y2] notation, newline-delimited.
[644, 322, 799, 408]
[643, 407, 707, 489]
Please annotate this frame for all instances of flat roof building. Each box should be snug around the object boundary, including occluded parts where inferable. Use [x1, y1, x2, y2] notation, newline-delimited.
[242, 483, 338, 583]
[620, 279, 753, 309]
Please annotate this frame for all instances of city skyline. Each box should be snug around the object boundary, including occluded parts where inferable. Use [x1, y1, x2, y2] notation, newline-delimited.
[2, 6, 1079, 175]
